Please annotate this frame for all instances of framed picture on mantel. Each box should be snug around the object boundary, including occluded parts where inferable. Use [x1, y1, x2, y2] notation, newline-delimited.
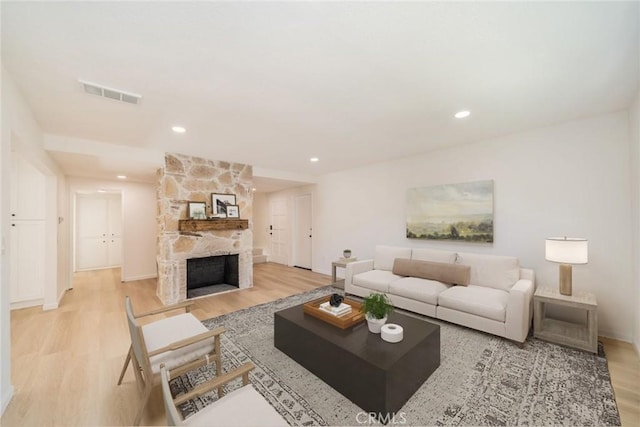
[212, 193, 236, 216]
[188, 202, 206, 219]
[226, 205, 240, 218]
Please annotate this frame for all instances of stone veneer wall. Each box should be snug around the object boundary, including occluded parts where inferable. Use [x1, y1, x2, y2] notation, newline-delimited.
[156, 153, 253, 304]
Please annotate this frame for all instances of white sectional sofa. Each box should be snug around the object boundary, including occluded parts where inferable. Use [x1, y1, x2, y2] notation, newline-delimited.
[345, 245, 535, 345]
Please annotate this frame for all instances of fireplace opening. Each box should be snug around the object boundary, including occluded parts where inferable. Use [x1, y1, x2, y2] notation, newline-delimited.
[186, 254, 239, 299]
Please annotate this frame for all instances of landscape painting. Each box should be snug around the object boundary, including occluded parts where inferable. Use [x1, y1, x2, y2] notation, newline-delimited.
[406, 180, 494, 243]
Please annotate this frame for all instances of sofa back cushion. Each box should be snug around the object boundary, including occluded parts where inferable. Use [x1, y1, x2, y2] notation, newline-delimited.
[455, 252, 520, 291]
[393, 258, 470, 286]
[411, 248, 457, 264]
[374, 245, 412, 271]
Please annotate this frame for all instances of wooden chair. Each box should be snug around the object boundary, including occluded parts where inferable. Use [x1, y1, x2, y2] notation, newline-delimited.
[160, 363, 289, 426]
[118, 296, 225, 425]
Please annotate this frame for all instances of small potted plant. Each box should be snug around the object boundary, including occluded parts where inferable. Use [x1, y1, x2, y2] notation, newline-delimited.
[361, 292, 394, 333]
[343, 249, 352, 259]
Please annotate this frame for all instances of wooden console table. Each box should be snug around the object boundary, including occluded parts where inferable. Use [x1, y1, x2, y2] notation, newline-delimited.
[533, 287, 598, 353]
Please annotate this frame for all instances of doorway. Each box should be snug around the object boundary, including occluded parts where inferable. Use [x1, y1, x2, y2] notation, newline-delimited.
[293, 194, 312, 269]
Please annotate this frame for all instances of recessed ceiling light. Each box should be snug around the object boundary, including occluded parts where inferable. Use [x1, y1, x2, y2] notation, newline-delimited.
[310, 157, 320, 162]
[252, 188, 257, 192]
[97, 189, 107, 193]
[454, 110, 471, 119]
[172, 126, 186, 133]
[117, 175, 127, 179]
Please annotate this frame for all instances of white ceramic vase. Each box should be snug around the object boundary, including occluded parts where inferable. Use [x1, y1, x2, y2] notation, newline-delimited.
[365, 314, 387, 333]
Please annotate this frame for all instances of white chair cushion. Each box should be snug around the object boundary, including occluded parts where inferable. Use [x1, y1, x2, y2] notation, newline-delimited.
[456, 252, 520, 291]
[352, 270, 401, 293]
[411, 248, 457, 264]
[374, 245, 412, 271]
[183, 385, 288, 426]
[437, 285, 509, 322]
[389, 277, 451, 305]
[143, 313, 215, 373]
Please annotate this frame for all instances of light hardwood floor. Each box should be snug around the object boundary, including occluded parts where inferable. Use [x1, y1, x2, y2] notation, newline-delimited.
[2, 264, 639, 426]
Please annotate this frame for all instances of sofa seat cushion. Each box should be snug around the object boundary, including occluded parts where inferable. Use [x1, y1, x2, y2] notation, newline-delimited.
[374, 245, 412, 271]
[389, 277, 451, 305]
[437, 285, 509, 322]
[456, 252, 520, 291]
[352, 270, 401, 293]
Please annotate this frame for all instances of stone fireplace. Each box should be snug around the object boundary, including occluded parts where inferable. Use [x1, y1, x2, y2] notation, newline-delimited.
[156, 153, 253, 305]
[186, 254, 239, 299]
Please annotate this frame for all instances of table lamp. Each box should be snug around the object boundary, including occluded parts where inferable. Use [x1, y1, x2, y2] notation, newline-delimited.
[545, 237, 588, 296]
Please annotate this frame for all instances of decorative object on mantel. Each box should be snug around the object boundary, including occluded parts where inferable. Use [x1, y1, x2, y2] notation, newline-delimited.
[226, 205, 240, 218]
[406, 180, 494, 243]
[212, 193, 236, 217]
[545, 237, 588, 296]
[343, 249, 352, 258]
[188, 201, 207, 219]
[361, 292, 394, 333]
[179, 219, 249, 232]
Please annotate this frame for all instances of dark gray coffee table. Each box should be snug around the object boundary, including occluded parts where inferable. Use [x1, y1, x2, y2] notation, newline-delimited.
[274, 303, 440, 416]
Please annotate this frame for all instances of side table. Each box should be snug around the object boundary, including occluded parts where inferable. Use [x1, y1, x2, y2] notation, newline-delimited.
[533, 287, 598, 353]
[331, 258, 358, 289]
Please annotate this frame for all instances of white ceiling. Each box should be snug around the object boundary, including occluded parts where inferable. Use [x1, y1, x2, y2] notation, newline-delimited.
[2, 2, 639, 184]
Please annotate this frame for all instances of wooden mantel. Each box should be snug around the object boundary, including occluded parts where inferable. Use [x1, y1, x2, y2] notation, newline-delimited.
[179, 219, 249, 232]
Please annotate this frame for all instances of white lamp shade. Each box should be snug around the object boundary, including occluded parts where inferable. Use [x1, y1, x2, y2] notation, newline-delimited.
[545, 237, 588, 264]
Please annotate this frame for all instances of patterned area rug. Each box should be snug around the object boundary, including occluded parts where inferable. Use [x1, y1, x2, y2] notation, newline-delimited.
[168, 286, 620, 426]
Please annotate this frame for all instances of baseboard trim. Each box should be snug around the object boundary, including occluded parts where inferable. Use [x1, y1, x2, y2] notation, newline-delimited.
[122, 273, 157, 282]
[1, 385, 14, 416]
[10, 298, 44, 310]
[598, 330, 633, 343]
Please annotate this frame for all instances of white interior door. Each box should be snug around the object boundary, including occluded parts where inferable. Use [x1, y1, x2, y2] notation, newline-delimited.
[293, 194, 312, 269]
[269, 198, 289, 265]
[11, 152, 46, 220]
[10, 221, 45, 302]
[76, 194, 122, 270]
[10, 151, 46, 306]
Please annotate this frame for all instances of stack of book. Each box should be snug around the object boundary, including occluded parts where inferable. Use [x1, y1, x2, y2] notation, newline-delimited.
[319, 301, 352, 317]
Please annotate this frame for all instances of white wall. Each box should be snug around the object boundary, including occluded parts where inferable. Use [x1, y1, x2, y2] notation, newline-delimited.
[630, 89, 640, 354]
[0, 69, 14, 415]
[314, 111, 634, 341]
[252, 192, 270, 253]
[68, 177, 157, 282]
[1, 68, 70, 413]
[263, 185, 316, 266]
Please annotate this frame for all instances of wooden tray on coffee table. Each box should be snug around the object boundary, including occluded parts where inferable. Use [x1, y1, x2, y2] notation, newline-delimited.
[303, 296, 365, 329]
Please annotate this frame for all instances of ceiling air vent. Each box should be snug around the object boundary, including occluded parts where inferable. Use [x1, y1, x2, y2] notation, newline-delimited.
[78, 79, 142, 105]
